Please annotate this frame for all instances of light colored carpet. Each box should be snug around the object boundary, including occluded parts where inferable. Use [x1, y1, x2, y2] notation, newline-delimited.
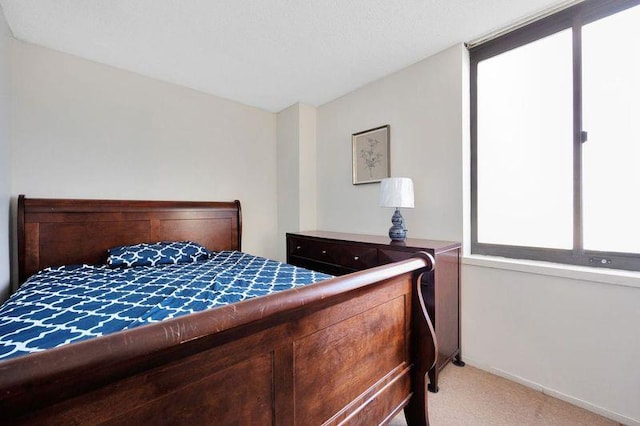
[389, 364, 620, 426]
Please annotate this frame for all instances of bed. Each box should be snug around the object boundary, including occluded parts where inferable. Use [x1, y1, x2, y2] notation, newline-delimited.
[0, 195, 437, 425]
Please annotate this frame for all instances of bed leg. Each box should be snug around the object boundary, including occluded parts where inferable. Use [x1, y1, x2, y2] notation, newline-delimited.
[427, 368, 439, 393]
[405, 253, 438, 426]
[404, 373, 430, 426]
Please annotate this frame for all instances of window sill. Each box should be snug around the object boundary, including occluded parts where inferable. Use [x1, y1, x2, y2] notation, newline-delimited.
[462, 255, 640, 289]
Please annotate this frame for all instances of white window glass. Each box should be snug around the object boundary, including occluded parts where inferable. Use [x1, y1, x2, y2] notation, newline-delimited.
[582, 5, 640, 253]
[477, 29, 573, 248]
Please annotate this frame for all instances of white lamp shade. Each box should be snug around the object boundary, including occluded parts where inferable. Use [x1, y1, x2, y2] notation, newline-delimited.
[379, 177, 414, 208]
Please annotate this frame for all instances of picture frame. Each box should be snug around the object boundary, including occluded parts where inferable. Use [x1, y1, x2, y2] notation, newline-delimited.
[352, 125, 390, 185]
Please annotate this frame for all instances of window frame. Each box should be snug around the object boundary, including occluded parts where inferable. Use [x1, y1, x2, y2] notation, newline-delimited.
[470, 0, 640, 271]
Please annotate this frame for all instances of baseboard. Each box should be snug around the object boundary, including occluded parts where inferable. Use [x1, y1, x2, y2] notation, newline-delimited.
[462, 356, 639, 426]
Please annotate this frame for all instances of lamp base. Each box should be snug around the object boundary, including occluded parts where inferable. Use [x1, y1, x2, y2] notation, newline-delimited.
[388, 208, 407, 241]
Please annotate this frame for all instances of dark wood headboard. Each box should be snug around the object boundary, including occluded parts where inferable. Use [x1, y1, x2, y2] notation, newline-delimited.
[17, 195, 242, 284]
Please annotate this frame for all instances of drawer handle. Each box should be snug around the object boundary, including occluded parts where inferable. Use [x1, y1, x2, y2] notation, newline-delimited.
[354, 256, 359, 260]
[322, 250, 327, 254]
[296, 246, 301, 250]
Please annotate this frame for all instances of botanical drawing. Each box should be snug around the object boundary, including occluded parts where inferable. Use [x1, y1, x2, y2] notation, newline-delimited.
[352, 125, 389, 184]
[360, 137, 383, 177]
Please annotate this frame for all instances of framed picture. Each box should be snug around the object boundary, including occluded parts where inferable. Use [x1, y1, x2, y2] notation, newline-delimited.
[352, 125, 390, 185]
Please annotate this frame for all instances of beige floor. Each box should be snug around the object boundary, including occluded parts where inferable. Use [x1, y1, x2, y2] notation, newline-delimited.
[390, 364, 620, 426]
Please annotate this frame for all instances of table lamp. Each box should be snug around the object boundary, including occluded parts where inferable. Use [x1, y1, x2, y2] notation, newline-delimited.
[379, 177, 414, 241]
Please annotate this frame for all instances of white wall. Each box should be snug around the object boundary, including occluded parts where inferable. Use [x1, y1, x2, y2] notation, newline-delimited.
[276, 104, 300, 261]
[316, 45, 464, 242]
[10, 40, 278, 261]
[297, 103, 317, 232]
[276, 103, 317, 261]
[462, 261, 640, 424]
[0, 7, 11, 301]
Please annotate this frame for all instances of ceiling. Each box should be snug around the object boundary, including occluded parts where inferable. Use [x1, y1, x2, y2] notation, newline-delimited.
[1, 0, 571, 112]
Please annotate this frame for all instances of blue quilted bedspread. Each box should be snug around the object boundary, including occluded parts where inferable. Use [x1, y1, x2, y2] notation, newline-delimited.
[0, 251, 332, 361]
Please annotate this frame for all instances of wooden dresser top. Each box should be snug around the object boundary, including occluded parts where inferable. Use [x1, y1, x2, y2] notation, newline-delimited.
[288, 231, 460, 254]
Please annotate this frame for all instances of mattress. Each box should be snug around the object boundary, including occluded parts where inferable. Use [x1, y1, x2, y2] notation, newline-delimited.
[0, 251, 332, 361]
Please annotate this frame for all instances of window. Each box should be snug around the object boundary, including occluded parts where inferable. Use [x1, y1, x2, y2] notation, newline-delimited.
[470, 0, 640, 271]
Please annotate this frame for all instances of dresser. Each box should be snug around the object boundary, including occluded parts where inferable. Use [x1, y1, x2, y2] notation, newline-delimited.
[286, 231, 463, 393]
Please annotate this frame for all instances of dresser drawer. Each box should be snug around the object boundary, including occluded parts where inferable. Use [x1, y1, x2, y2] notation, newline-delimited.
[289, 236, 322, 259]
[289, 237, 338, 264]
[326, 244, 377, 270]
[288, 237, 377, 270]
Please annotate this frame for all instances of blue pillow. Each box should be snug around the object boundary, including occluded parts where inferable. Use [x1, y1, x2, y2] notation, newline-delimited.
[107, 241, 210, 268]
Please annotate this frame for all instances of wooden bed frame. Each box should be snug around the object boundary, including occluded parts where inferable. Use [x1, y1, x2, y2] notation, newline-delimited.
[1, 195, 437, 425]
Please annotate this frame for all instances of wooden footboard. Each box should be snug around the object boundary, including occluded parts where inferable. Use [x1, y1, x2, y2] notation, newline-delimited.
[0, 256, 436, 425]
